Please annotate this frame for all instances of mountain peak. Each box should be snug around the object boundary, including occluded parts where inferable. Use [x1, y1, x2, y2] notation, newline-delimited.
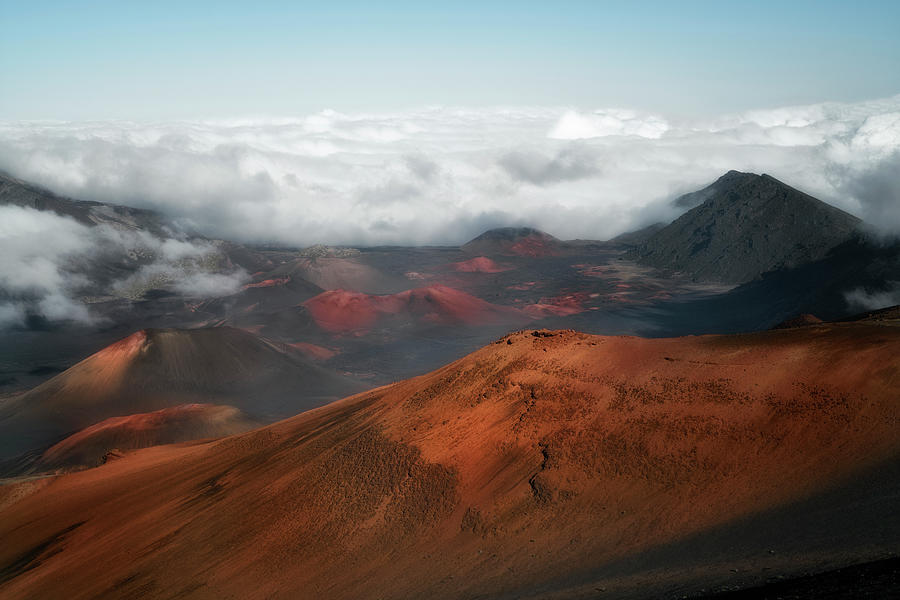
[632, 171, 862, 283]
[466, 226, 556, 242]
[462, 227, 562, 257]
[719, 169, 757, 181]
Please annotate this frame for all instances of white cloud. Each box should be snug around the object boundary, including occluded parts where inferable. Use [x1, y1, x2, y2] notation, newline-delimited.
[0, 205, 245, 327]
[844, 283, 900, 312]
[548, 109, 669, 140]
[173, 271, 245, 297]
[0, 206, 93, 325]
[1, 95, 899, 248]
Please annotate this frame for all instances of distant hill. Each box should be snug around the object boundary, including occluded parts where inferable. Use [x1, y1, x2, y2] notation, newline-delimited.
[35, 403, 260, 472]
[629, 171, 862, 283]
[462, 227, 564, 257]
[0, 327, 365, 463]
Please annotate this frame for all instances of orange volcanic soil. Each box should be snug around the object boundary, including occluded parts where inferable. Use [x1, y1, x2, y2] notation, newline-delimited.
[303, 285, 525, 333]
[0, 327, 363, 464]
[450, 256, 511, 273]
[1, 321, 898, 599]
[37, 404, 259, 472]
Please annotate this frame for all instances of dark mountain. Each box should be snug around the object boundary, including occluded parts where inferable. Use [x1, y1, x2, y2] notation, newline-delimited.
[629, 170, 862, 283]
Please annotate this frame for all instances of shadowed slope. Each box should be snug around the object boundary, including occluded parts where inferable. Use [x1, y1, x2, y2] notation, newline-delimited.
[0, 327, 364, 462]
[0, 323, 898, 599]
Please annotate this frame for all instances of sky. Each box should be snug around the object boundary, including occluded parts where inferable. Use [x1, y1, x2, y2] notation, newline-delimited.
[1, 1, 899, 119]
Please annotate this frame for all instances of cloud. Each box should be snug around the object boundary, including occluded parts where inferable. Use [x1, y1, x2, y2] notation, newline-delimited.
[0, 206, 94, 326]
[548, 109, 670, 140]
[1, 96, 899, 248]
[113, 261, 246, 300]
[0, 205, 245, 327]
[403, 154, 440, 182]
[844, 283, 900, 312]
[498, 145, 599, 186]
[839, 150, 900, 236]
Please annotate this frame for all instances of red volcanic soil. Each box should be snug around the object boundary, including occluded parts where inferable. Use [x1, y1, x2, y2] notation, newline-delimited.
[242, 276, 291, 289]
[0, 327, 363, 465]
[450, 256, 511, 273]
[303, 285, 525, 333]
[523, 293, 589, 318]
[37, 404, 259, 472]
[1, 322, 898, 599]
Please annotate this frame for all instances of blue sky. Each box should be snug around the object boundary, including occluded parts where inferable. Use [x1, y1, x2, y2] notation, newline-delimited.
[1, 0, 899, 119]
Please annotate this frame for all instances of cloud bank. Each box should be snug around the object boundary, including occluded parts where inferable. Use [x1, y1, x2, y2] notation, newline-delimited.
[844, 283, 900, 312]
[1, 96, 899, 248]
[0, 205, 245, 327]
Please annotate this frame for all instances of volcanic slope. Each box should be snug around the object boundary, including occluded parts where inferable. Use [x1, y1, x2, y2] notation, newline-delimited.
[1, 321, 898, 599]
[35, 403, 260, 472]
[0, 327, 364, 462]
[630, 170, 862, 283]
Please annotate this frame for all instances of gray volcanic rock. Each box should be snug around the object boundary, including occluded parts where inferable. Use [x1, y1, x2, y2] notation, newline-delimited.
[629, 171, 862, 283]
